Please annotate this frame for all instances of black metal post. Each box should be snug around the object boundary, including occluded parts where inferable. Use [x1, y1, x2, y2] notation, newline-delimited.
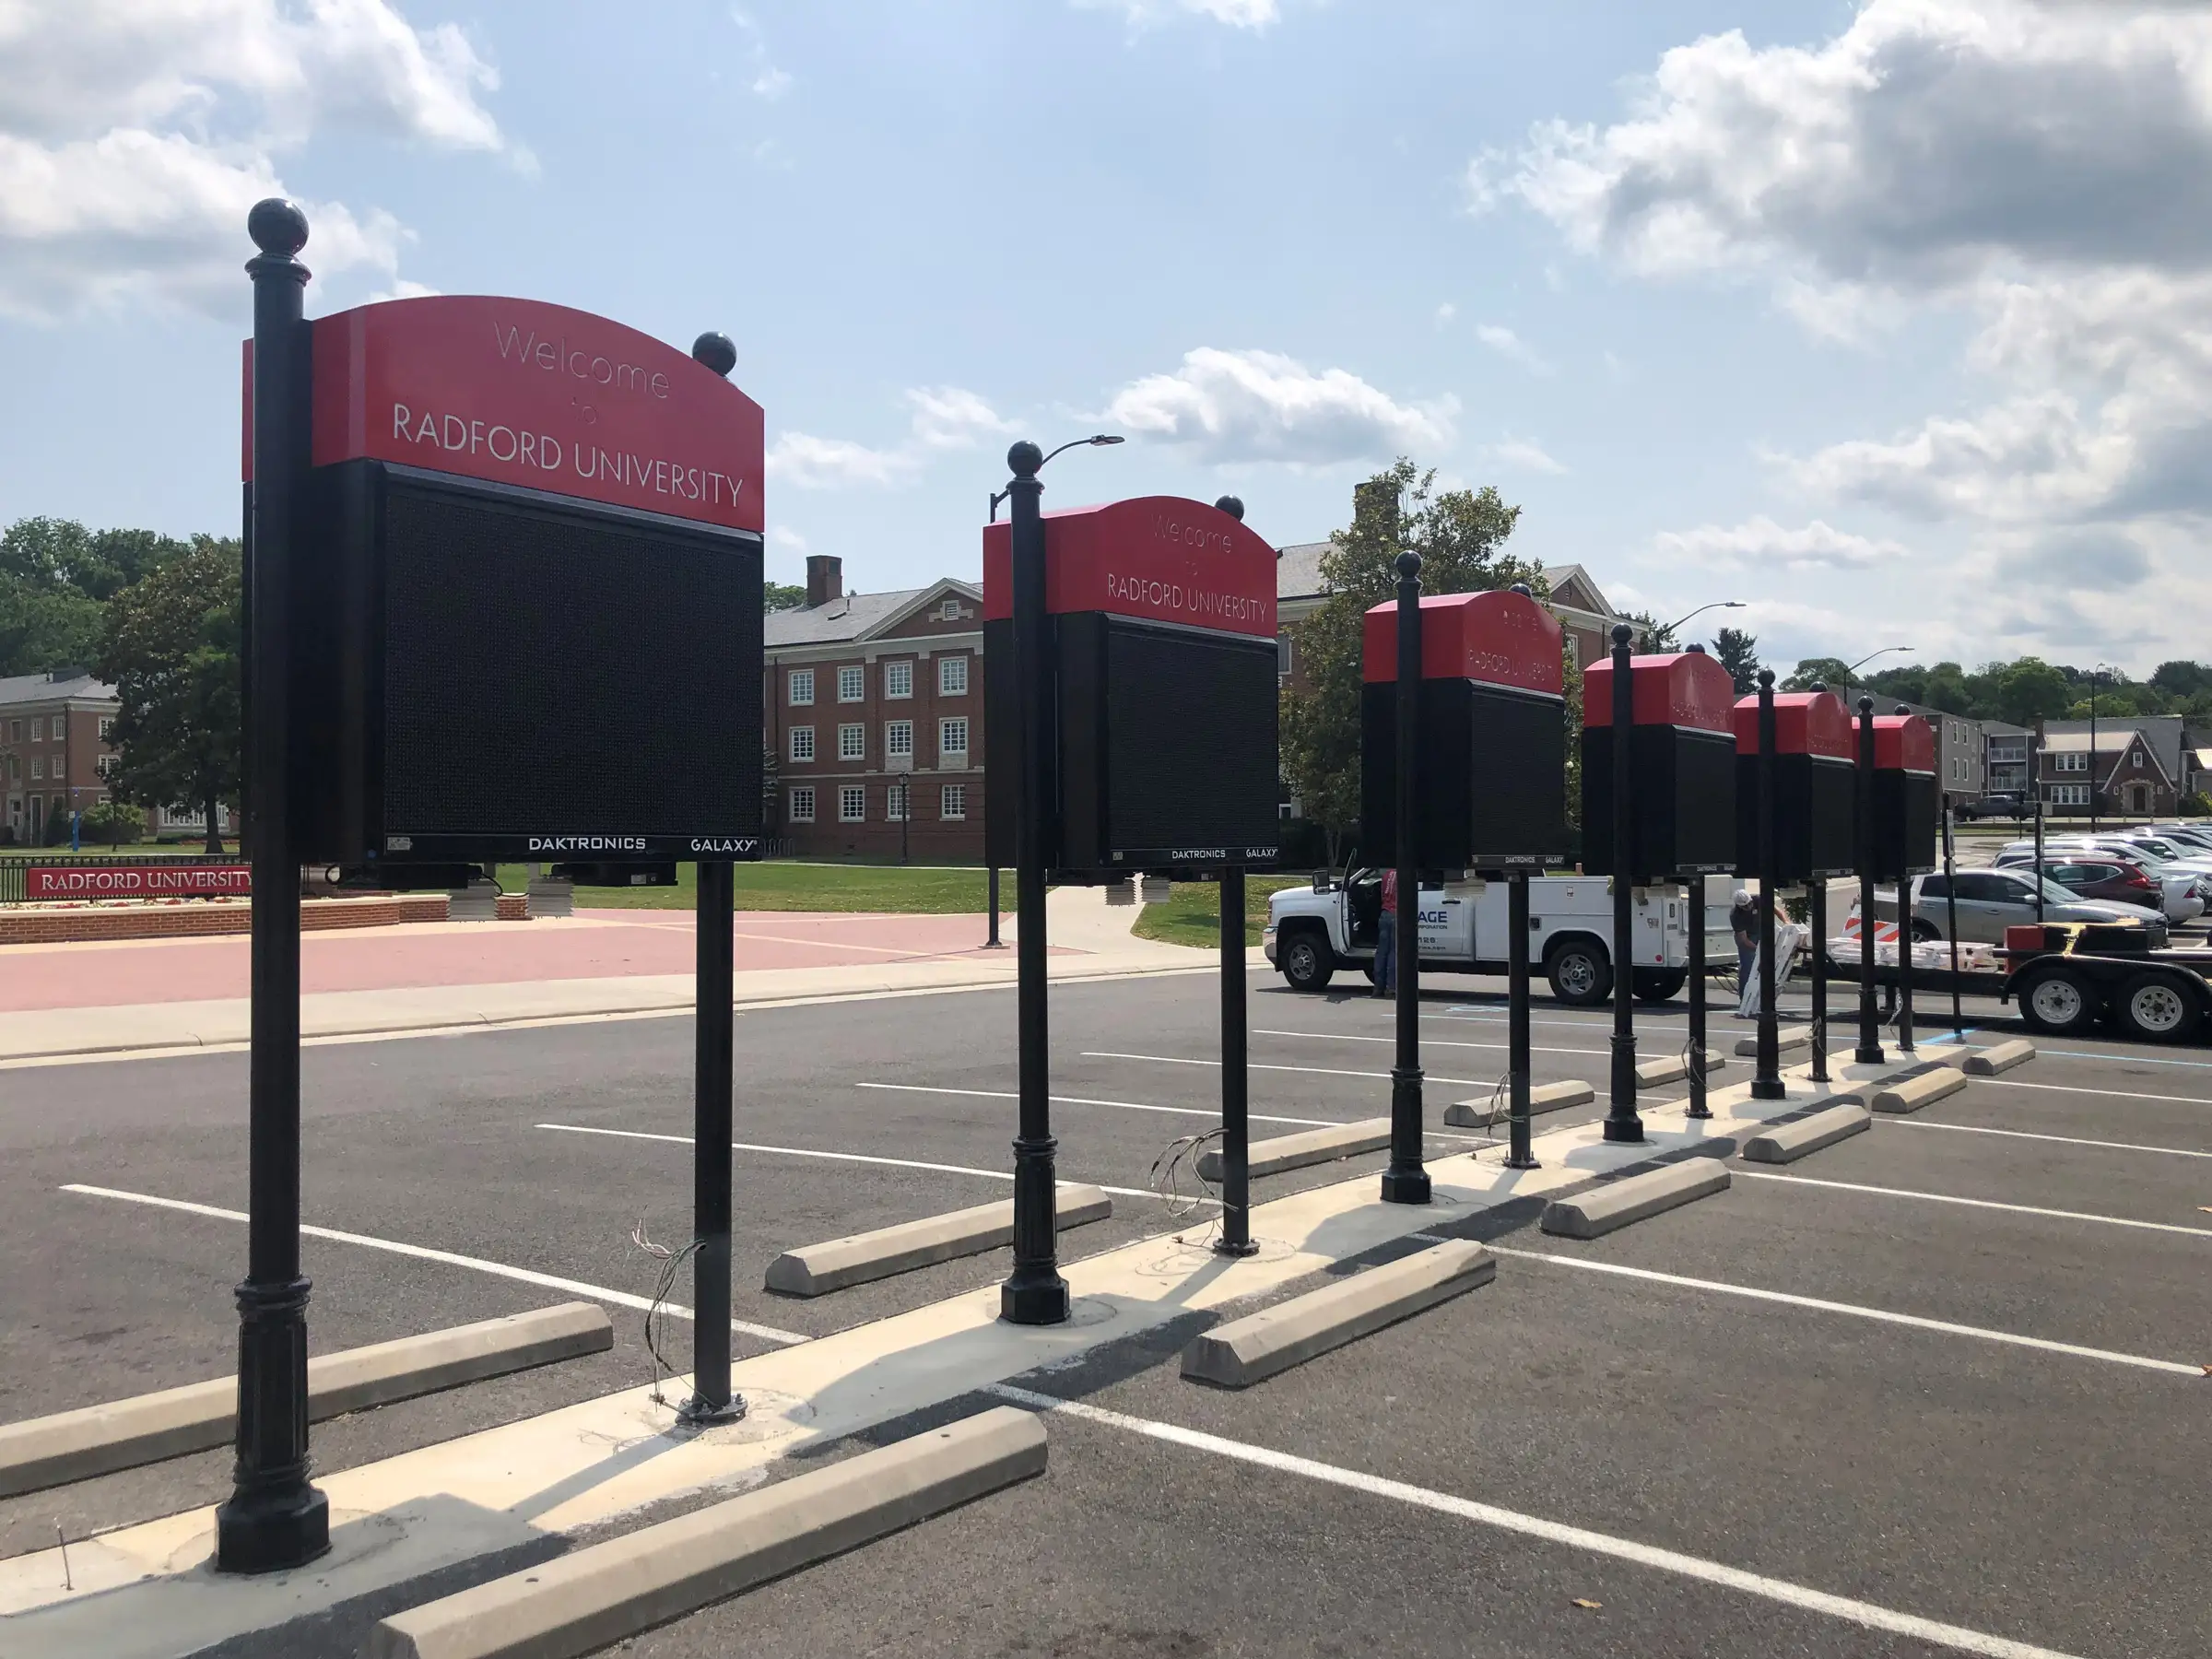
[1604, 624, 1644, 1142]
[1507, 871, 1538, 1165]
[1894, 706, 1916, 1054]
[1943, 794, 1963, 1037]
[985, 865, 1003, 947]
[1001, 442, 1069, 1323]
[2032, 738, 2047, 924]
[1808, 879, 1830, 1084]
[1382, 551, 1431, 1203]
[1685, 874, 1711, 1119]
[2089, 681, 2100, 835]
[218, 198, 329, 1574]
[1752, 670, 1785, 1100]
[1216, 867, 1258, 1253]
[683, 859, 741, 1420]
[1853, 697, 1885, 1065]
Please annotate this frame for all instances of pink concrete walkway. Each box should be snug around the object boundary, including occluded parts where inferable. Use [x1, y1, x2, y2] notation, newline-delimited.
[0, 910, 1021, 1012]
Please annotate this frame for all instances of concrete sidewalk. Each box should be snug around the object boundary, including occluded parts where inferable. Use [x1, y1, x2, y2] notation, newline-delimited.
[0, 888, 1242, 1064]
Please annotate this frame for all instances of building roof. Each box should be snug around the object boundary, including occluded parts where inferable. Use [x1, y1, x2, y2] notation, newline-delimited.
[1277, 541, 1330, 602]
[2041, 727, 2148, 753]
[1542, 564, 1619, 621]
[0, 670, 115, 708]
[761, 579, 981, 649]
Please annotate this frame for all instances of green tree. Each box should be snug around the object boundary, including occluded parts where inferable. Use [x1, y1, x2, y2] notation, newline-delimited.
[1278, 459, 1540, 864]
[0, 517, 191, 675]
[81, 796, 141, 849]
[2150, 660, 2212, 700]
[1711, 627, 1760, 695]
[1782, 656, 1853, 691]
[764, 581, 806, 613]
[98, 538, 242, 854]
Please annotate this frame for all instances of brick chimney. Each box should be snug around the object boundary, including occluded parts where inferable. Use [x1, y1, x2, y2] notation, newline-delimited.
[806, 554, 842, 609]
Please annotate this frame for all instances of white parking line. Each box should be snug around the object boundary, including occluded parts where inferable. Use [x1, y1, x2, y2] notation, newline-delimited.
[1731, 1170, 2212, 1240]
[984, 1383, 2085, 1659]
[1086, 1050, 1499, 1089]
[535, 1121, 1182, 1204]
[1483, 1244, 2206, 1378]
[2035, 1048, 2212, 1069]
[1976, 1077, 2212, 1109]
[58, 1182, 810, 1346]
[856, 1080, 1341, 1129]
[1255, 1027, 1609, 1059]
[1883, 1119, 2212, 1160]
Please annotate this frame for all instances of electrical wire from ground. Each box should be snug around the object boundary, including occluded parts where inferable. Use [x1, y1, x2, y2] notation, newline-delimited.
[1149, 1127, 1225, 1247]
[630, 1216, 702, 1410]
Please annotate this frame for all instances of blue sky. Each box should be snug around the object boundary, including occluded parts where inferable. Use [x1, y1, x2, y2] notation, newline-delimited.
[2, 2, 2201, 674]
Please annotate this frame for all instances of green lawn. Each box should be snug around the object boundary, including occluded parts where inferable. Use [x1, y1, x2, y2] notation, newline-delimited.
[7, 841, 229, 858]
[1132, 876, 1306, 949]
[494, 860, 994, 913]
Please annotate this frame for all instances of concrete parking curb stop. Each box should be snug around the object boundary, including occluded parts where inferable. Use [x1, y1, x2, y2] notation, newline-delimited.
[1540, 1158, 1731, 1240]
[0, 1302, 611, 1500]
[1961, 1039, 2036, 1076]
[1870, 1064, 1968, 1115]
[1735, 1026, 1809, 1057]
[365, 1406, 1047, 1659]
[1180, 1241, 1495, 1388]
[1635, 1053, 1728, 1089]
[1195, 1118, 1391, 1182]
[764, 1187, 1112, 1296]
[1740, 1100, 1871, 1165]
[1442, 1079, 1594, 1129]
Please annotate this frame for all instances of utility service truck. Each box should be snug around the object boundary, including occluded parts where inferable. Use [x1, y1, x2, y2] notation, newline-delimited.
[1264, 868, 1736, 1005]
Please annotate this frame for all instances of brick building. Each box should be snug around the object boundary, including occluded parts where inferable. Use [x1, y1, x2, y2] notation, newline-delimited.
[2037, 725, 2177, 818]
[762, 555, 986, 860]
[0, 670, 120, 845]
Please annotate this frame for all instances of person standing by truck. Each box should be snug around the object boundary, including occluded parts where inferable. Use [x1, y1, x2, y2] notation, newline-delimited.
[1730, 889, 1758, 993]
[1375, 867, 1398, 997]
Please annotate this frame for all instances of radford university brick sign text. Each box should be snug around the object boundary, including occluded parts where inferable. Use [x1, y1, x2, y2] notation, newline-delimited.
[25, 865, 253, 900]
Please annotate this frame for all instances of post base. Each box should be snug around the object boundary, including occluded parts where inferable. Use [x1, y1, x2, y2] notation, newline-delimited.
[1601, 1116, 1646, 1145]
[999, 1272, 1071, 1325]
[1504, 1155, 1541, 1171]
[1380, 1166, 1431, 1205]
[1751, 1078, 1788, 1100]
[677, 1393, 748, 1427]
[1212, 1236, 1261, 1258]
[1854, 1043, 1885, 1065]
[214, 1479, 330, 1575]
[1684, 1105, 1712, 1121]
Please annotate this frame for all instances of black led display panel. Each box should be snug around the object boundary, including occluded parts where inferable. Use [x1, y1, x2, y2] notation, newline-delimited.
[1581, 725, 1737, 880]
[1735, 753, 1857, 882]
[1360, 679, 1569, 873]
[1873, 770, 1938, 880]
[305, 462, 763, 863]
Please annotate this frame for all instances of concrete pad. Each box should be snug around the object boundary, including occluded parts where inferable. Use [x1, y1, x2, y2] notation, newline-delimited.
[1196, 1118, 1391, 1182]
[1442, 1079, 1594, 1129]
[1962, 1039, 2037, 1077]
[1740, 1100, 1871, 1165]
[365, 1406, 1046, 1659]
[1180, 1241, 1495, 1388]
[1540, 1158, 1732, 1240]
[765, 1187, 1112, 1297]
[1870, 1064, 1968, 1115]
[0, 1303, 611, 1500]
[1734, 1026, 1810, 1057]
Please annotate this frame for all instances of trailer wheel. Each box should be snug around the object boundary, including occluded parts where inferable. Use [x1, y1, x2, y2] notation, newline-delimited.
[1278, 926, 1335, 993]
[1547, 937, 1612, 1006]
[2018, 969, 2098, 1038]
[2114, 972, 2201, 1043]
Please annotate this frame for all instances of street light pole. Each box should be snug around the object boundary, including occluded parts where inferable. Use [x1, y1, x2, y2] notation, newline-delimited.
[1752, 670, 1785, 1100]
[1604, 624, 1644, 1143]
[1854, 696, 1885, 1065]
[1382, 548, 1430, 1204]
[1657, 599, 1747, 646]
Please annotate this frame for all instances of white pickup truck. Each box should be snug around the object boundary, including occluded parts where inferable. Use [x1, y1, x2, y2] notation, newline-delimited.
[1262, 868, 1736, 1005]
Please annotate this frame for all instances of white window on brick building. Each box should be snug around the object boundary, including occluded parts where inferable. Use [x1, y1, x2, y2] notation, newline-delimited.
[941, 783, 967, 820]
[788, 668, 814, 706]
[886, 782, 909, 822]
[839, 724, 865, 760]
[99, 716, 114, 740]
[886, 720, 913, 759]
[2054, 751, 2087, 772]
[839, 784, 866, 822]
[789, 725, 815, 762]
[938, 716, 969, 762]
[787, 785, 816, 822]
[937, 654, 968, 696]
[52, 716, 65, 740]
[97, 755, 119, 781]
[30, 756, 42, 780]
[939, 597, 962, 621]
[6, 719, 18, 742]
[838, 665, 865, 702]
[27, 721, 39, 743]
[884, 660, 912, 700]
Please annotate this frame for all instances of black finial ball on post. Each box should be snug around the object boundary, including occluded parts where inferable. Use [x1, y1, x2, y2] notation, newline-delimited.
[1215, 495, 1245, 522]
[1007, 441, 1044, 478]
[691, 332, 736, 378]
[1811, 681, 1827, 693]
[1394, 549, 1422, 583]
[1510, 582, 1532, 597]
[1614, 622, 1634, 649]
[1860, 694, 1874, 714]
[247, 198, 309, 258]
[1759, 666, 1776, 688]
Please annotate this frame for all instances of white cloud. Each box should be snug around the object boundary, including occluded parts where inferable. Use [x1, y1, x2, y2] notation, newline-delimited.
[1475, 323, 1552, 376]
[769, 524, 808, 554]
[0, 0, 511, 320]
[729, 8, 792, 99]
[1652, 515, 1910, 572]
[1487, 437, 1565, 476]
[1105, 347, 1456, 465]
[769, 385, 1015, 490]
[1075, 0, 1280, 28]
[1434, 301, 1456, 327]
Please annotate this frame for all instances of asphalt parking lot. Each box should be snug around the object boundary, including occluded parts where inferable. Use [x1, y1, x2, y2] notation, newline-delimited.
[2, 965, 2206, 1656]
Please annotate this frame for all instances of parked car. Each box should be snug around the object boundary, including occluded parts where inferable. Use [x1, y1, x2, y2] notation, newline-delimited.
[1955, 793, 2028, 821]
[1992, 847, 2205, 924]
[1908, 868, 2167, 944]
